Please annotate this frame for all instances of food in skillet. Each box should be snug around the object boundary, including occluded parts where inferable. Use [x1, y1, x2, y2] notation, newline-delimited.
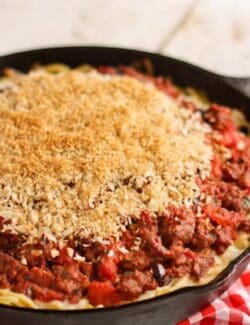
[0, 63, 249, 309]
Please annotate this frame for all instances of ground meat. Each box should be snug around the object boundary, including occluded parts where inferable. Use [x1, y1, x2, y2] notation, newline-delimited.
[140, 227, 173, 259]
[0, 217, 4, 230]
[191, 255, 215, 279]
[220, 184, 245, 212]
[0, 274, 10, 289]
[201, 180, 247, 213]
[117, 270, 156, 300]
[52, 263, 83, 281]
[159, 207, 196, 245]
[138, 212, 173, 259]
[213, 227, 234, 255]
[119, 250, 151, 271]
[54, 278, 84, 297]
[13, 280, 64, 302]
[0, 252, 24, 280]
[116, 277, 142, 300]
[134, 270, 157, 291]
[13, 279, 32, 295]
[79, 262, 93, 278]
[222, 161, 245, 183]
[239, 220, 250, 232]
[52, 263, 89, 295]
[191, 218, 216, 250]
[165, 245, 193, 278]
[28, 267, 55, 288]
[30, 283, 65, 302]
[0, 232, 23, 253]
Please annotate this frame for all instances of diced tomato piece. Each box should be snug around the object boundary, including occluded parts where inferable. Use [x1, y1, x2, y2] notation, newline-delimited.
[98, 66, 117, 75]
[203, 205, 244, 228]
[155, 77, 180, 98]
[211, 156, 222, 178]
[204, 205, 231, 227]
[87, 281, 122, 306]
[98, 256, 118, 281]
[222, 129, 240, 148]
[162, 79, 180, 98]
[209, 214, 231, 227]
[119, 66, 146, 80]
[210, 104, 231, 115]
[183, 248, 196, 260]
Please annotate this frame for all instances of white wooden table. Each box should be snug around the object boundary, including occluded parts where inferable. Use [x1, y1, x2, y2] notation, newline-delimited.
[0, 0, 249, 76]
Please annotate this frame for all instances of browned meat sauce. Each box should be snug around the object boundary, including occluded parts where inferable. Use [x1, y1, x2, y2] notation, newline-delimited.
[0, 67, 249, 307]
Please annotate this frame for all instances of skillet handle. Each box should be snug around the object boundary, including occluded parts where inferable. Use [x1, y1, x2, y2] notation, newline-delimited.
[220, 76, 250, 98]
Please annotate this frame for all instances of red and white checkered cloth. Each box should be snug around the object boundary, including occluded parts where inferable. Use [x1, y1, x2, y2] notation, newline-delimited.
[178, 264, 250, 325]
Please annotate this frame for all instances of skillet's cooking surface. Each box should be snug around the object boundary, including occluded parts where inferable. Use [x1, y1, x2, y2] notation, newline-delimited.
[0, 46, 249, 325]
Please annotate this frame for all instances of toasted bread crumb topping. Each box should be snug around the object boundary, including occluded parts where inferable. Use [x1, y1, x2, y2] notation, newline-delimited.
[0, 70, 212, 242]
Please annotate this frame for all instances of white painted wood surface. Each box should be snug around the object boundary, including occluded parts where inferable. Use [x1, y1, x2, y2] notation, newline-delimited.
[162, 0, 250, 76]
[0, 0, 249, 76]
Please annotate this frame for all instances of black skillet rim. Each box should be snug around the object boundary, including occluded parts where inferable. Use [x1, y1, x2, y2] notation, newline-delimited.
[0, 45, 249, 315]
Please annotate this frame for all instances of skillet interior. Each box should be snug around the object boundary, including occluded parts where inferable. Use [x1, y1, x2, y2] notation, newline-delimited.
[0, 46, 249, 116]
[0, 46, 249, 325]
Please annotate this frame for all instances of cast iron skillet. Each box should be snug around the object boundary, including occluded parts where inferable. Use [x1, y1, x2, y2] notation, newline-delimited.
[0, 46, 249, 325]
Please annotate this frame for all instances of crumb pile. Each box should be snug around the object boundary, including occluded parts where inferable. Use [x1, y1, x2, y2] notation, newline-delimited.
[0, 70, 212, 242]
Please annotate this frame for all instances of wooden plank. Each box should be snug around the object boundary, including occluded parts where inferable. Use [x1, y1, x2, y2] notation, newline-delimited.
[161, 0, 250, 76]
[0, 0, 195, 54]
